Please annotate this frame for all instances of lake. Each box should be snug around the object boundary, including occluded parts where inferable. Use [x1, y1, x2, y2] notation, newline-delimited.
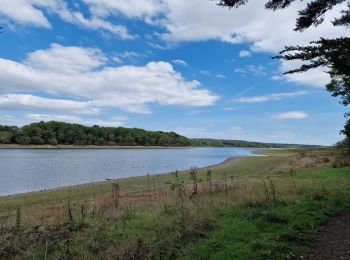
[0, 147, 260, 196]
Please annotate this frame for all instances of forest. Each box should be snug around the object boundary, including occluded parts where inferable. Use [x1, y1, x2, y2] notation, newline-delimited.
[0, 121, 321, 148]
[0, 121, 191, 146]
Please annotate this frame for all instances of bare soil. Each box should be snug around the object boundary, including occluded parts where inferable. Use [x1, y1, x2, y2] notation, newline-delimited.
[303, 211, 350, 260]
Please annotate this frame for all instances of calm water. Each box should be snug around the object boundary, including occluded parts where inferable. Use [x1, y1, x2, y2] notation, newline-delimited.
[0, 148, 259, 196]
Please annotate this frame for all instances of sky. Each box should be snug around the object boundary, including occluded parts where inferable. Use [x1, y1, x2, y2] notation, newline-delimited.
[0, 0, 349, 145]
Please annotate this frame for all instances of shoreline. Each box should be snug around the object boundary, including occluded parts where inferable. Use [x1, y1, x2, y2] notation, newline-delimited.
[0, 155, 245, 199]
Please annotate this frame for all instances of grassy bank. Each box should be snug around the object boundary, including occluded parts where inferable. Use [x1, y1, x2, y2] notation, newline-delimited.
[0, 149, 349, 259]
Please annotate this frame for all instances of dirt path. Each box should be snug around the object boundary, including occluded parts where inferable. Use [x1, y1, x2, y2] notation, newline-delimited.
[302, 211, 350, 260]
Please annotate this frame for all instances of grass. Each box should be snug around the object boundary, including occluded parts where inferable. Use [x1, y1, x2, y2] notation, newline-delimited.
[0, 149, 350, 259]
[183, 167, 350, 259]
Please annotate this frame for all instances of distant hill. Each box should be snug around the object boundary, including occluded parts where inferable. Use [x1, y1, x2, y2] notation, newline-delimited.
[0, 121, 323, 148]
[191, 138, 324, 149]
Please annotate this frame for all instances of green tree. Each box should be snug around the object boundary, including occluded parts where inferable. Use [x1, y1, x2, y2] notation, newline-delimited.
[0, 131, 13, 144]
[218, 0, 350, 141]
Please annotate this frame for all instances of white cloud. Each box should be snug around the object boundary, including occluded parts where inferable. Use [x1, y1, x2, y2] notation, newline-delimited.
[281, 60, 330, 88]
[232, 91, 308, 103]
[0, 0, 134, 39]
[234, 65, 266, 76]
[24, 43, 107, 74]
[142, 0, 349, 87]
[155, 0, 349, 51]
[271, 111, 309, 120]
[117, 51, 142, 59]
[147, 42, 174, 50]
[112, 51, 144, 64]
[239, 50, 251, 58]
[0, 0, 51, 28]
[0, 44, 219, 115]
[82, 0, 165, 19]
[171, 59, 187, 66]
[58, 10, 133, 39]
[0, 94, 99, 115]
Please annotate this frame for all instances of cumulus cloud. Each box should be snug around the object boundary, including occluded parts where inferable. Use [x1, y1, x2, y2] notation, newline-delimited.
[79, 0, 347, 87]
[0, 94, 99, 115]
[0, 0, 133, 39]
[232, 91, 308, 103]
[24, 43, 107, 74]
[0, 44, 218, 115]
[0, 0, 51, 28]
[142, 0, 348, 87]
[271, 111, 309, 120]
[155, 0, 349, 50]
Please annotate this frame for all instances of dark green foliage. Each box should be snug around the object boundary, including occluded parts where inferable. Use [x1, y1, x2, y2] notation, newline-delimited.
[0, 125, 19, 144]
[0, 121, 191, 146]
[0, 121, 321, 147]
[333, 3, 350, 26]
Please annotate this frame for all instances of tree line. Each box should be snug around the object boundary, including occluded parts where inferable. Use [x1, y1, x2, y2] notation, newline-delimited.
[0, 121, 191, 146]
[191, 138, 322, 149]
[0, 121, 321, 148]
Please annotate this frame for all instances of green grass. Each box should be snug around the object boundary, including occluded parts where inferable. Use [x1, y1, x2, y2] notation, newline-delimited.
[181, 167, 350, 259]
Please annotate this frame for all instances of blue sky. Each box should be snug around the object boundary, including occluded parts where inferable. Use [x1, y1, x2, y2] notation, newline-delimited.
[0, 0, 349, 145]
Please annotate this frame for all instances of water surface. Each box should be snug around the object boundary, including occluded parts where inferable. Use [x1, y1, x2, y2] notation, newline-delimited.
[0, 147, 259, 196]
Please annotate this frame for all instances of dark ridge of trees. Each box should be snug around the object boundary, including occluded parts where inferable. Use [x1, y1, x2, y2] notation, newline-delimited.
[0, 121, 321, 148]
[217, 0, 350, 142]
[0, 121, 191, 147]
